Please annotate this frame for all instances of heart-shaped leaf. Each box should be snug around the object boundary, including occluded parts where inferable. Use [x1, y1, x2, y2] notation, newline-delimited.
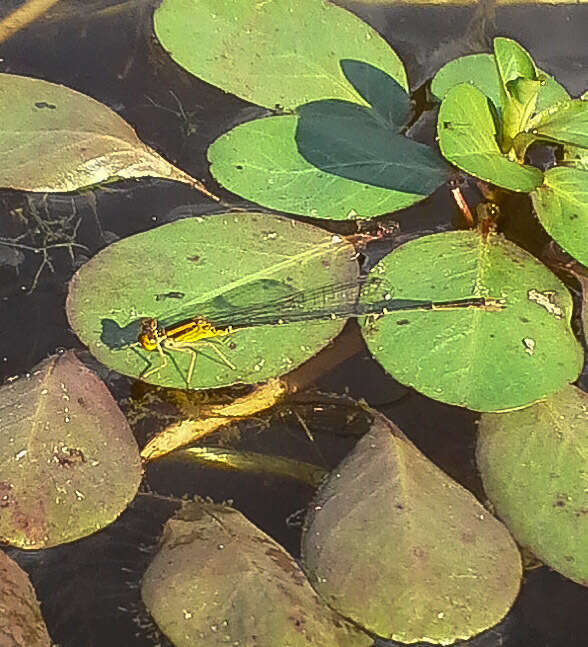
[438, 83, 543, 192]
[360, 231, 584, 411]
[0, 73, 215, 196]
[0, 352, 142, 549]
[153, 0, 407, 110]
[530, 166, 588, 266]
[209, 114, 443, 220]
[477, 385, 588, 586]
[302, 414, 522, 643]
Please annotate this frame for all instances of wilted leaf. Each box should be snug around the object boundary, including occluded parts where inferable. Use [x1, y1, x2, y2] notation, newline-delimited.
[477, 385, 588, 586]
[67, 212, 360, 389]
[0, 550, 51, 647]
[438, 83, 543, 192]
[0, 351, 142, 548]
[154, 0, 407, 109]
[530, 166, 588, 266]
[302, 414, 522, 644]
[360, 231, 584, 411]
[141, 501, 372, 647]
[0, 73, 216, 197]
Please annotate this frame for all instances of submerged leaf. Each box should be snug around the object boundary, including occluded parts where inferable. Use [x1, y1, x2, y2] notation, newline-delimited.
[477, 385, 588, 586]
[0, 351, 142, 549]
[141, 502, 371, 647]
[302, 414, 522, 643]
[153, 0, 407, 109]
[0, 73, 216, 197]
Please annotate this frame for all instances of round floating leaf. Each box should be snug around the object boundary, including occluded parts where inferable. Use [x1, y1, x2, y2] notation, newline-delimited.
[0, 73, 214, 195]
[0, 352, 142, 549]
[477, 385, 588, 586]
[0, 549, 52, 647]
[302, 414, 522, 643]
[531, 166, 588, 266]
[153, 0, 407, 110]
[438, 83, 543, 192]
[141, 502, 372, 647]
[431, 53, 568, 113]
[360, 231, 583, 412]
[67, 212, 360, 390]
[209, 115, 432, 220]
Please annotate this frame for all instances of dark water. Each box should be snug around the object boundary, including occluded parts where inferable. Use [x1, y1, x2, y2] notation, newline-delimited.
[0, 1, 586, 646]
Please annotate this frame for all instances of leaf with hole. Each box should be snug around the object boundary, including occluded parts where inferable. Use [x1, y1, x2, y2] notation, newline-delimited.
[359, 230, 583, 411]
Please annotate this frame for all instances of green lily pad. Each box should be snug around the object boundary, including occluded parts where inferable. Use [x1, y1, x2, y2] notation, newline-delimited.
[141, 501, 372, 647]
[0, 550, 51, 647]
[208, 115, 434, 219]
[431, 53, 569, 113]
[438, 83, 543, 192]
[66, 212, 360, 390]
[302, 414, 522, 643]
[530, 166, 588, 266]
[0, 351, 142, 549]
[0, 73, 210, 194]
[477, 385, 588, 586]
[153, 0, 406, 110]
[360, 231, 584, 412]
[526, 99, 588, 149]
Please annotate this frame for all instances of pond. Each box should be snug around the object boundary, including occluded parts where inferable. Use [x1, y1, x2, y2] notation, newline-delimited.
[0, 1, 586, 646]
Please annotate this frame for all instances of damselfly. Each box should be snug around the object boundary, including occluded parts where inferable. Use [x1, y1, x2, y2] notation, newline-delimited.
[137, 276, 505, 387]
